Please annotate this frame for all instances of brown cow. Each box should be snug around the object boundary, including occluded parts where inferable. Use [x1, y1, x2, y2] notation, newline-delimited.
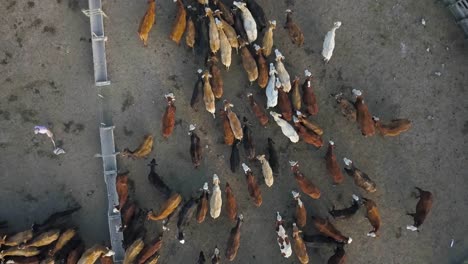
[242, 163, 262, 207]
[78, 245, 114, 264]
[123, 239, 144, 264]
[147, 193, 183, 221]
[214, 11, 238, 51]
[247, 93, 268, 126]
[239, 38, 258, 84]
[196, 183, 209, 223]
[185, 7, 196, 49]
[169, 0, 186, 45]
[302, 70, 318, 116]
[292, 191, 307, 228]
[253, 44, 268, 88]
[220, 109, 235, 145]
[292, 223, 309, 264]
[208, 55, 223, 99]
[21, 230, 60, 248]
[162, 93, 176, 138]
[225, 215, 243, 261]
[205, 8, 220, 53]
[407, 187, 433, 232]
[0, 229, 33, 247]
[352, 89, 375, 136]
[116, 173, 129, 211]
[49, 228, 76, 256]
[224, 101, 243, 140]
[0, 248, 40, 259]
[291, 77, 302, 111]
[312, 217, 352, 244]
[343, 158, 376, 193]
[225, 182, 238, 222]
[284, 10, 304, 46]
[202, 70, 216, 118]
[215, 20, 232, 70]
[296, 111, 323, 136]
[362, 198, 381, 238]
[262, 20, 276, 57]
[144, 254, 159, 264]
[325, 141, 344, 185]
[290, 161, 321, 199]
[122, 134, 154, 159]
[278, 87, 293, 121]
[138, 0, 156, 47]
[293, 117, 323, 148]
[373, 117, 411, 137]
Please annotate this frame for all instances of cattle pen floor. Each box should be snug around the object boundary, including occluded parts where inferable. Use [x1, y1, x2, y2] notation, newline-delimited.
[1, 0, 468, 263]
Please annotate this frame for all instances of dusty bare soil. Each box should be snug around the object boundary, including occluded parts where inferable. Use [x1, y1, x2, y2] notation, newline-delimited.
[1, 0, 468, 263]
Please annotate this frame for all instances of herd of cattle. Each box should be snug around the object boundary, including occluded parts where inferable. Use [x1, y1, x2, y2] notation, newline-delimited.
[0, 0, 434, 264]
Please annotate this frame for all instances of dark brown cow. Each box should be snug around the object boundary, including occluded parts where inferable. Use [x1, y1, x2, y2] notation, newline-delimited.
[247, 93, 268, 126]
[225, 182, 238, 222]
[407, 187, 433, 232]
[225, 215, 243, 261]
[189, 125, 202, 168]
[325, 141, 344, 185]
[302, 70, 318, 116]
[284, 10, 304, 46]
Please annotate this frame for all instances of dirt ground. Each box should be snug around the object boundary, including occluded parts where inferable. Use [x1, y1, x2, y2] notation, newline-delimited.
[1, 0, 468, 263]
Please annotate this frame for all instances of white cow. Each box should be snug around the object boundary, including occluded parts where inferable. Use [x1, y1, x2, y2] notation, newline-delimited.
[266, 63, 278, 108]
[210, 174, 222, 219]
[257, 154, 273, 187]
[270, 111, 299, 143]
[274, 49, 291, 92]
[276, 212, 292, 258]
[233, 1, 257, 43]
[322, 21, 342, 63]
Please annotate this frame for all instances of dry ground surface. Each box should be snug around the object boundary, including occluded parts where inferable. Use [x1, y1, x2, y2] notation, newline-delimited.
[1, 0, 468, 263]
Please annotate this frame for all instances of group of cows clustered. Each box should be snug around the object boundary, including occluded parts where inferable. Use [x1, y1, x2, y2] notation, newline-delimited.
[0, 0, 434, 264]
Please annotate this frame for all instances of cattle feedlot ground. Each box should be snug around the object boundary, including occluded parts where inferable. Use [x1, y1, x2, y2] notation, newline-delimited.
[1, 0, 468, 263]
